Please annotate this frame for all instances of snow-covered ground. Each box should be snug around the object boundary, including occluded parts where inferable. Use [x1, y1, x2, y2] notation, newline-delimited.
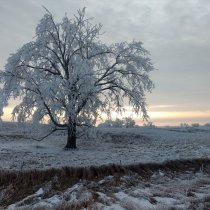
[7, 168, 210, 209]
[1, 122, 210, 209]
[0, 123, 210, 170]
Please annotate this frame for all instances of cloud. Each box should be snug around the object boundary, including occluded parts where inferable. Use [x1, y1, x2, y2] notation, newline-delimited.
[0, 0, 209, 125]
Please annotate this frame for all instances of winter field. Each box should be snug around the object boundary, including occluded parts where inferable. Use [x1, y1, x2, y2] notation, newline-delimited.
[1, 122, 210, 209]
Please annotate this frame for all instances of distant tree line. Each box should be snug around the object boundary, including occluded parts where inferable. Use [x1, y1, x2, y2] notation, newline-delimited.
[98, 117, 136, 128]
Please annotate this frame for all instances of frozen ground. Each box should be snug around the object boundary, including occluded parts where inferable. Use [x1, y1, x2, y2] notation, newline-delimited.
[6, 166, 210, 210]
[1, 122, 210, 209]
[0, 123, 210, 170]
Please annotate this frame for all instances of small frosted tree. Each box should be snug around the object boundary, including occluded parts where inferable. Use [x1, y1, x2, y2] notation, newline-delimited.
[124, 117, 135, 128]
[111, 118, 124, 128]
[98, 117, 136, 128]
[0, 8, 154, 149]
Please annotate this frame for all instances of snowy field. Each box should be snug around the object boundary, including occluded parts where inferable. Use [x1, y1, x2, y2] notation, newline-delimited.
[0, 122, 210, 170]
[1, 122, 210, 209]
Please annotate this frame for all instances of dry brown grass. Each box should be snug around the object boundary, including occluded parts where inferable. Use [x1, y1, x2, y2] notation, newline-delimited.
[0, 158, 210, 208]
[187, 195, 210, 209]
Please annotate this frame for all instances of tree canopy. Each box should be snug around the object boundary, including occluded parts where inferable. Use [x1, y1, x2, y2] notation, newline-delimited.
[0, 8, 154, 148]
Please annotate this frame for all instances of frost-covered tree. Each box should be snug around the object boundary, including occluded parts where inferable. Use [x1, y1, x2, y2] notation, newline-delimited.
[124, 117, 135, 128]
[111, 118, 124, 128]
[0, 9, 154, 149]
[98, 117, 135, 128]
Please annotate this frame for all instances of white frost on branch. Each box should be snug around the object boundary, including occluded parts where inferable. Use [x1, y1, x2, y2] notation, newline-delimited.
[0, 8, 154, 145]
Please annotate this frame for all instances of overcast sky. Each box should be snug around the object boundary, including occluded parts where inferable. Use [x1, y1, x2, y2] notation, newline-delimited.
[0, 0, 210, 125]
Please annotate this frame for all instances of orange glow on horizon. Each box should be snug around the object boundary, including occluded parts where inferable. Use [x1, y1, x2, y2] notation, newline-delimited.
[1, 107, 14, 121]
[1, 106, 210, 126]
[149, 111, 210, 119]
[140, 111, 210, 126]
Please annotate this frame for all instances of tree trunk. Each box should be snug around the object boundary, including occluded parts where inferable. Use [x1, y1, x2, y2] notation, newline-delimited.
[65, 122, 77, 149]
